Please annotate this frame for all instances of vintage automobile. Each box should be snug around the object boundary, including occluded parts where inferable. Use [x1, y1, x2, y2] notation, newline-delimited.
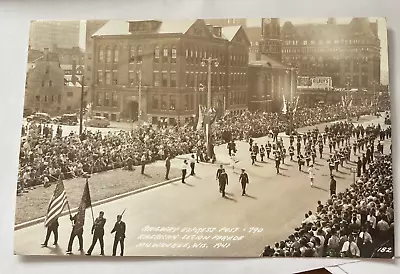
[59, 113, 78, 125]
[84, 116, 111, 128]
[26, 112, 52, 123]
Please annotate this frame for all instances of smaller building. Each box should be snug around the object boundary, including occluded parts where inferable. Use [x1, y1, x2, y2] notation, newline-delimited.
[248, 52, 293, 112]
[25, 48, 64, 115]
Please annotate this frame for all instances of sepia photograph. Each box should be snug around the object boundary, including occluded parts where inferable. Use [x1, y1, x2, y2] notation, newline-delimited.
[13, 17, 393, 258]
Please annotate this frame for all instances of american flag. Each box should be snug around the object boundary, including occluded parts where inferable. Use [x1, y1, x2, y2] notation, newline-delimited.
[44, 178, 67, 227]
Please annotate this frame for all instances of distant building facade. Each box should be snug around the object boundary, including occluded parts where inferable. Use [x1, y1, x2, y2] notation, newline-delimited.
[243, 26, 262, 54]
[204, 18, 247, 27]
[279, 18, 381, 89]
[91, 19, 250, 123]
[248, 52, 292, 112]
[29, 21, 80, 51]
[25, 49, 64, 115]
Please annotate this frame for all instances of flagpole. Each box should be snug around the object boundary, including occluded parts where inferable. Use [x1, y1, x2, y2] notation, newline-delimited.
[66, 201, 72, 219]
[86, 177, 95, 224]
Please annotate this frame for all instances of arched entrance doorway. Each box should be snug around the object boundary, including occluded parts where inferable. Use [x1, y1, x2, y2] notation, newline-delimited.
[121, 100, 139, 121]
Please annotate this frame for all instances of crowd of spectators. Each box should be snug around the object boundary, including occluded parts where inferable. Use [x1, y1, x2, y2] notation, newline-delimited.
[17, 104, 376, 193]
[261, 151, 394, 258]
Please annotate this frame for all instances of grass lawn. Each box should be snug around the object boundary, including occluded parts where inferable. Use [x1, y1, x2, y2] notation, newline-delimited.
[15, 166, 180, 225]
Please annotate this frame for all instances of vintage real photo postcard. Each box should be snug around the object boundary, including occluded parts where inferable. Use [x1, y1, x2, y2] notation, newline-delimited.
[14, 17, 393, 258]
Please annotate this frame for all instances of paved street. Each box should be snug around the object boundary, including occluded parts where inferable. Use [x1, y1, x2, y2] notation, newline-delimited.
[14, 114, 391, 257]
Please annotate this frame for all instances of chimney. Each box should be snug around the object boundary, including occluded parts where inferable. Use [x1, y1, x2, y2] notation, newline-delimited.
[72, 59, 77, 85]
[212, 26, 222, 37]
[206, 24, 214, 34]
[43, 48, 49, 61]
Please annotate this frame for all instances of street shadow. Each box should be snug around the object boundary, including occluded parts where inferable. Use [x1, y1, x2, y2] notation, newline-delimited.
[191, 175, 202, 179]
[183, 182, 194, 187]
[279, 173, 290, 177]
[223, 195, 237, 202]
[244, 194, 257, 199]
[312, 186, 329, 192]
[225, 192, 235, 197]
[300, 170, 308, 174]
[48, 245, 64, 256]
[142, 174, 152, 178]
[280, 167, 288, 170]
[333, 175, 345, 179]
[285, 163, 294, 166]
[314, 162, 324, 166]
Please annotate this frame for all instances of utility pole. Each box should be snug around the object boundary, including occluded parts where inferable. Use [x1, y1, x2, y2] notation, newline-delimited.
[138, 70, 142, 124]
[79, 76, 85, 136]
[201, 57, 219, 160]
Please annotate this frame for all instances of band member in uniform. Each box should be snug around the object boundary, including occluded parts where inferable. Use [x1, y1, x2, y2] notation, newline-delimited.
[308, 164, 315, 187]
[251, 150, 256, 165]
[318, 141, 323, 159]
[86, 211, 107, 256]
[218, 169, 228, 197]
[111, 214, 126, 256]
[239, 169, 249, 196]
[66, 213, 84, 254]
[297, 154, 305, 171]
[330, 175, 337, 197]
[41, 218, 59, 247]
[281, 147, 287, 164]
[275, 151, 281, 174]
[328, 156, 335, 176]
[259, 145, 265, 162]
[266, 141, 272, 159]
[289, 145, 295, 161]
[328, 140, 333, 153]
[289, 135, 294, 146]
[296, 140, 301, 155]
[216, 164, 224, 181]
[353, 141, 357, 155]
[189, 154, 196, 176]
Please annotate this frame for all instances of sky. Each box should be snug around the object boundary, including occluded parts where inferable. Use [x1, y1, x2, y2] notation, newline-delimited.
[79, 18, 388, 84]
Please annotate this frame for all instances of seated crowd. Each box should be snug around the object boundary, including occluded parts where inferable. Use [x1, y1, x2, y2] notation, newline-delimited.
[262, 153, 394, 258]
[17, 104, 375, 193]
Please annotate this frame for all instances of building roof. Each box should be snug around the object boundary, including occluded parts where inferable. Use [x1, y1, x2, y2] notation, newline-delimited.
[92, 21, 131, 36]
[243, 26, 262, 43]
[281, 18, 377, 39]
[158, 19, 196, 34]
[221, 26, 241, 41]
[249, 52, 288, 70]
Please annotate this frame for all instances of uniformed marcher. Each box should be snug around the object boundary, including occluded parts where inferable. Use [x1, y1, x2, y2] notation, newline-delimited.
[165, 156, 171, 180]
[266, 141, 272, 158]
[86, 211, 106, 256]
[218, 169, 228, 197]
[216, 164, 224, 181]
[289, 145, 295, 161]
[260, 145, 265, 162]
[41, 218, 59, 247]
[111, 214, 126, 256]
[66, 214, 84, 254]
[239, 169, 249, 196]
[251, 150, 256, 165]
[330, 175, 337, 197]
[181, 160, 188, 184]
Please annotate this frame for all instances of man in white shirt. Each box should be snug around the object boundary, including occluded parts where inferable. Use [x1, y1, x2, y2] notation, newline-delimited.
[189, 154, 196, 176]
[341, 235, 360, 258]
[181, 160, 188, 184]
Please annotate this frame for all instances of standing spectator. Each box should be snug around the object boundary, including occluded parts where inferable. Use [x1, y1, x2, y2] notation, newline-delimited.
[181, 160, 188, 184]
[140, 154, 146, 174]
[341, 235, 360, 258]
[189, 154, 196, 176]
[165, 156, 171, 180]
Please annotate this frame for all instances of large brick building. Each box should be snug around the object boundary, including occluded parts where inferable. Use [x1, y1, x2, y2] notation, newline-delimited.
[279, 18, 381, 89]
[90, 19, 250, 124]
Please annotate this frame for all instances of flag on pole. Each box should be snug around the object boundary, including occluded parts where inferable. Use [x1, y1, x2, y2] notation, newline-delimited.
[73, 180, 92, 233]
[293, 97, 299, 113]
[44, 178, 68, 227]
[282, 95, 287, 115]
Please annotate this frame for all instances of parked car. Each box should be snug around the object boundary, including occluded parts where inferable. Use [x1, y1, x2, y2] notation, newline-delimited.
[26, 112, 52, 123]
[60, 113, 78, 125]
[84, 116, 111, 128]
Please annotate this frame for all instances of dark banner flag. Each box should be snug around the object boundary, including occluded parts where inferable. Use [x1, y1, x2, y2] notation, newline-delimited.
[73, 180, 92, 233]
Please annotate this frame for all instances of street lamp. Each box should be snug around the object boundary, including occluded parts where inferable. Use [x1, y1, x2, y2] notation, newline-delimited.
[201, 57, 219, 160]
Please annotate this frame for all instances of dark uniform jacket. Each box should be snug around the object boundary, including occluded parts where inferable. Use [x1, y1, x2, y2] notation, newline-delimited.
[111, 221, 126, 239]
[239, 173, 249, 185]
[92, 217, 106, 236]
[218, 173, 228, 187]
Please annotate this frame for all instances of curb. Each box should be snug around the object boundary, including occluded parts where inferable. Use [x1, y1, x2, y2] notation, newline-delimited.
[14, 176, 183, 231]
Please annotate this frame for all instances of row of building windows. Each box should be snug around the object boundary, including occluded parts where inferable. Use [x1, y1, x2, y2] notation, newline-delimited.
[282, 47, 374, 54]
[95, 93, 119, 107]
[98, 45, 248, 67]
[284, 38, 376, 46]
[151, 94, 194, 111]
[34, 94, 62, 104]
[284, 55, 375, 63]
